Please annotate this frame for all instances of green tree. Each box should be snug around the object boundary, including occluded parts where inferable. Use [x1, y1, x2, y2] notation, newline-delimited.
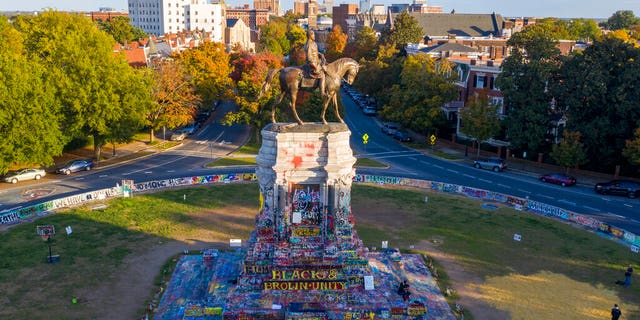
[460, 89, 502, 158]
[496, 24, 562, 155]
[380, 11, 423, 52]
[550, 131, 588, 173]
[553, 37, 640, 171]
[96, 16, 147, 43]
[178, 41, 233, 105]
[352, 43, 402, 107]
[14, 11, 151, 162]
[601, 10, 640, 30]
[325, 24, 348, 62]
[567, 18, 601, 42]
[383, 53, 456, 133]
[623, 128, 640, 165]
[147, 59, 201, 143]
[344, 26, 378, 61]
[258, 17, 290, 55]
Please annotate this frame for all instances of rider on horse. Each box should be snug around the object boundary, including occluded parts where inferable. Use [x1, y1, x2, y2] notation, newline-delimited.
[305, 29, 327, 96]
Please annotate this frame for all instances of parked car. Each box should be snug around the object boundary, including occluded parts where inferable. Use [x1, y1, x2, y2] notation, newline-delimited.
[392, 130, 413, 142]
[539, 173, 576, 187]
[170, 130, 187, 141]
[4, 168, 46, 183]
[382, 122, 400, 135]
[595, 180, 640, 198]
[57, 159, 94, 175]
[362, 106, 377, 116]
[473, 157, 507, 172]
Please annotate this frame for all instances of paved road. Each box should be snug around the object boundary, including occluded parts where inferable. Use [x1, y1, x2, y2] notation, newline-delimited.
[1, 95, 639, 235]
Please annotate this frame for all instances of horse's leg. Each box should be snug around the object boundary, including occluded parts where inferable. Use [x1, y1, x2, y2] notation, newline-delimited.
[290, 89, 304, 125]
[321, 95, 331, 125]
[272, 92, 285, 123]
[333, 93, 344, 123]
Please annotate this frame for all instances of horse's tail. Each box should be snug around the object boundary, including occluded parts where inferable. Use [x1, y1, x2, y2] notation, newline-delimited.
[259, 68, 281, 98]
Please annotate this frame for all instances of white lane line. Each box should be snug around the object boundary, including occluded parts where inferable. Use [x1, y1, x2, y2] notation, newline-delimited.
[446, 169, 459, 174]
[409, 157, 418, 161]
[196, 125, 210, 137]
[123, 155, 188, 175]
[624, 204, 633, 208]
[538, 194, 554, 199]
[167, 170, 176, 172]
[558, 199, 576, 206]
[99, 175, 109, 178]
[432, 164, 443, 169]
[583, 205, 600, 211]
[517, 189, 532, 194]
[144, 171, 153, 174]
[74, 178, 85, 180]
[479, 178, 492, 183]
[462, 174, 475, 179]
[497, 183, 511, 189]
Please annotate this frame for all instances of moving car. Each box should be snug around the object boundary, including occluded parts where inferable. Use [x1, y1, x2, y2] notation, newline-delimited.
[539, 173, 576, 187]
[392, 130, 413, 142]
[382, 122, 400, 135]
[595, 180, 640, 198]
[4, 168, 46, 183]
[57, 159, 94, 175]
[170, 130, 187, 141]
[362, 106, 377, 116]
[473, 157, 507, 172]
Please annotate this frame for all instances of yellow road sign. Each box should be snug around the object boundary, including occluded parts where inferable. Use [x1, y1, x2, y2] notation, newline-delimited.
[362, 133, 369, 141]
[429, 134, 436, 145]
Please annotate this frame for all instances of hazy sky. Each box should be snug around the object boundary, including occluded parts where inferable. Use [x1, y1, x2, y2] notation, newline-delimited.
[1, 0, 639, 19]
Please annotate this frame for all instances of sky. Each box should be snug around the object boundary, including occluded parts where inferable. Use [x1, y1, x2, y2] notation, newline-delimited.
[1, 0, 639, 19]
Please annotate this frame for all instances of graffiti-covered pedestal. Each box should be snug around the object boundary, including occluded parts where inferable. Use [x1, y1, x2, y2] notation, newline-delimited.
[154, 123, 456, 320]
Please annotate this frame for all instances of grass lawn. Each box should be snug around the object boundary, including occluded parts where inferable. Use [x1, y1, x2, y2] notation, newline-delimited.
[354, 157, 387, 168]
[205, 156, 257, 167]
[0, 184, 637, 319]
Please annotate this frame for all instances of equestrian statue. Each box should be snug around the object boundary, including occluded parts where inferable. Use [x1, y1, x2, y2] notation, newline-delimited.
[259, 29, 360, 125]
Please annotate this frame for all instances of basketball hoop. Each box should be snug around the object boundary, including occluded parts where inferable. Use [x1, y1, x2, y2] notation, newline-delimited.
[37, 225, 56, 262]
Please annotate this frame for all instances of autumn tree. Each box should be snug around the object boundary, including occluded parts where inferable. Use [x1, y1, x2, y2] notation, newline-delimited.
[178, 41, 233, 106]
[147, 59, 201, 143]
[226, 52, 284, 141]
[460, 89, 502, 158]
[550, 131, 588, 173]
[325, 25, 348, 62]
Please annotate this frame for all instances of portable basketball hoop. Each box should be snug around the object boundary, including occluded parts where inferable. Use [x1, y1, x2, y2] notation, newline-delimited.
[37, 225, 57, 262]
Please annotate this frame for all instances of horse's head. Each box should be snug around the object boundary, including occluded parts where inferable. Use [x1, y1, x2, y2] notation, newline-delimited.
[344, 62, 359, 85]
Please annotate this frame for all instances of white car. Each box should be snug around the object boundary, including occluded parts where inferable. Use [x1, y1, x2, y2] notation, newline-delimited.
[4, 168, 46, 184]
[170, 130, 187, 141]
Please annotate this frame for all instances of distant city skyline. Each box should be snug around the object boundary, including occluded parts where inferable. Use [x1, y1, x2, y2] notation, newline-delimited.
[1, 0, 639, 19]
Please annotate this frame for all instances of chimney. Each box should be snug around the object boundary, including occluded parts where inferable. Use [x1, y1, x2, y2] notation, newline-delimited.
[470, 59, 476, 65]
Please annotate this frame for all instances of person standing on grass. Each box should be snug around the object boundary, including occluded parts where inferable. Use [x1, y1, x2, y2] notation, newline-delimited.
[624, 264, 633, 287]
[611, 304, 622, 320]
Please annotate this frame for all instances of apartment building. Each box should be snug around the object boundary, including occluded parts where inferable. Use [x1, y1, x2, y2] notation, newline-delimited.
[128, 0, 225, 41]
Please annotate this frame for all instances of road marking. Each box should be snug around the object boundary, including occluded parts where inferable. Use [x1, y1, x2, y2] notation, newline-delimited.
[99, 175, 108, 178]
[478, 178, 492, 183]
[195, 140, 207, 144]
[409, 157, 417, 161]
[517, 189, 532, 194]
[432, 164, 443, 169]
[74, 178, 85, 180]
[446, 169, 459, 174]
[582, 205, 600, 211]
[462, 174, 475, 179]
[123, 155, 188, 175]
[196, 125, 210, 137]
[145, 171, 152, 174]
[624, 203, 633, 208]
[167, 170, 175, 172]
[558, 199, 576, 206]
[497, 183, 511, 189]
[538, 194, 553, 199]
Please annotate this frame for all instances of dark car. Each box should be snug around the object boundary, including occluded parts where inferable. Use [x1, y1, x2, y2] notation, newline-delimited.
[595, 180, 640, 198]
[57, 159, 94, 175]
[473, 157, 507, 172]
[540, 173, 576, 187]
[392, 130, 413, 142]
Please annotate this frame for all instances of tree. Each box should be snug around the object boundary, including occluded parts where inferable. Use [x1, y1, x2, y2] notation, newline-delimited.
[553, 37, 640, 172]
[178, 41, 233, 105]
[0, 17, 64, 172]
[622, 128, 640, 165]
[96, 16, 146, 43]
[496, 24, 562, 155]
[14, 11, 151, 162]
[325, 25, 348, 62]
[226, 52, 284, 141]
[147, 59, 201, 143]
[601, 10, 640, 30]
[550, 131, 588, 173]
[383, 53, 457, 133]
[258, 17, 290, 55]
[344, 26, 378, 61]
[380, 11, 423, 52]
[460, 89, 501, 158]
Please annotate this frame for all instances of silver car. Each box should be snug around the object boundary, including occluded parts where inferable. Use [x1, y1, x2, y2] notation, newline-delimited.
[4, 168, 46, 184]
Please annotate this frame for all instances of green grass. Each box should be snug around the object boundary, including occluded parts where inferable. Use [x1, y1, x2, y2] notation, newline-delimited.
[354, 157, 388, 168]
[205, 156, 257, 167]
[233, 142, 260, 155]
[0, 184, 638, 319]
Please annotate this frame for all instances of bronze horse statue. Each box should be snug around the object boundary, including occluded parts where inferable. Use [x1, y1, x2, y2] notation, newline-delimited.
[260, 57, 360, 124]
